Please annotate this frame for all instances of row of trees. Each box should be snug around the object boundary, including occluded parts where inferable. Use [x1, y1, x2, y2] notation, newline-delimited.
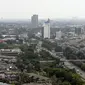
[44, 68, 84, 85]
[63, 46, 85, 71]
[42, 40, 55, 51]
[16, 44, 41, 72]
[42, 39, 62, 52]
[39, 50, 55, 60]
[16, 44, 56, 72]
[63, 46, 85, 59]
[71, 61, 85, 71]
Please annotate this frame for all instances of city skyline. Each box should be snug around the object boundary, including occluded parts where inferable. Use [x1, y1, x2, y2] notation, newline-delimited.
[0, 0, 85, 19]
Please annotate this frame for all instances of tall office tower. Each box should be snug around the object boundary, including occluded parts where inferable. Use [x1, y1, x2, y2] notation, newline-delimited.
[42, 19, 50, 39]
[31, 14, 38, 28]
[75, 27, 84, 35]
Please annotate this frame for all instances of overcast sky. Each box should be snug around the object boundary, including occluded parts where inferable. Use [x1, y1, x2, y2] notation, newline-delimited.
[0, 0, 85, 19]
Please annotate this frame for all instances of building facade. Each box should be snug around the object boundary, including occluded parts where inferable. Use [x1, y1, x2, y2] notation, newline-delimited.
[55, 31, 62, 40]
[31, 15, 38, 28]
[75, 27, 84, 35]
[43, 19, 50, 39]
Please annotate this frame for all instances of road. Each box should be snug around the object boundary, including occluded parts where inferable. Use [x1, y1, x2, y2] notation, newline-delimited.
[50, 50, 85, 79]
[60, 59, 85, 62]
[62, 36, 85, 79]
[49, 50, 85, 79]
[64, 61, 85, 79]
[37, 41, 85, 79]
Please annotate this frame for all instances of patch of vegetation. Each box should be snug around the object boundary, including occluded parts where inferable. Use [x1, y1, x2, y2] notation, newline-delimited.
[44, 68, 84, 85]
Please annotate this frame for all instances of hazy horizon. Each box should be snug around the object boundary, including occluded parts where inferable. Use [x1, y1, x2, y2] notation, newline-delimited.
[0, 0, 85, 19]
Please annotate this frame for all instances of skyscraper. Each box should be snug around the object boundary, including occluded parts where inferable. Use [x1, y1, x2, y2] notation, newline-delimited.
[31, 14, 38, 28]
[75, 27, 84, 35]
[42, 19, 50, 39]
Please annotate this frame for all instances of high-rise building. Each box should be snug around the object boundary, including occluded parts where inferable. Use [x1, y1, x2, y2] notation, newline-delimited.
[42, 19, 50, 39]
[75, 27, 84, 35]
[31, 14, 38, 28]
[55, 31, 62, 40]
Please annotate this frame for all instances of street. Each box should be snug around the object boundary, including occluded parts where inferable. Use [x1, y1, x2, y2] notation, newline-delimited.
[37, 41, 85, 80]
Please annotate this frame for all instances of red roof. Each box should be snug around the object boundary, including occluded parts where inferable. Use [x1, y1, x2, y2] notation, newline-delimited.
[0, 40, 5, 43]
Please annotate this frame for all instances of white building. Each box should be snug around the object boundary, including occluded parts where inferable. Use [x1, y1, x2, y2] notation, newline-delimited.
[43, 19, 50, 39]
[35, 32, 42, 38]
[55, 31, 62, 40]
